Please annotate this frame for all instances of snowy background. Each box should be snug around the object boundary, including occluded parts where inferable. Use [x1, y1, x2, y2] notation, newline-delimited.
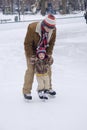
[0, 12, 87, 130]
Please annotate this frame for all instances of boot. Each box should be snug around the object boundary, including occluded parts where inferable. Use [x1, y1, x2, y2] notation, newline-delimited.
[24, 93, 32, 100]
[48, 89, 56, 96]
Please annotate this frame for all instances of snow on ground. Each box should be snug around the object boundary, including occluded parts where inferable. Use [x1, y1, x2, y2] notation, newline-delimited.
[0, 11, 85, 22]
[0, 14, 87, 130]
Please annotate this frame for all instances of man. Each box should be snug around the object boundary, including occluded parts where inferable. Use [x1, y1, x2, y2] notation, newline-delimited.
[84, 11, 87, 24]
[23, 14, 56, 100]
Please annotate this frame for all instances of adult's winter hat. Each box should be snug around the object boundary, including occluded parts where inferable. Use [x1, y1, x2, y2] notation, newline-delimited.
[37, 47, 46, 54]
[42, 14, 56, 29]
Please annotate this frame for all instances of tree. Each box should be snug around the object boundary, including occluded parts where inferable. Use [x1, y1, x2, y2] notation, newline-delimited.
[62, 0, 67, 14]
[40, 0, 47, 16]
[84, 0, 87, 10]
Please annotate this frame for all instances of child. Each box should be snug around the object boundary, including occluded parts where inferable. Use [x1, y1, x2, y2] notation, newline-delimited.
[31, 47, 53, 100]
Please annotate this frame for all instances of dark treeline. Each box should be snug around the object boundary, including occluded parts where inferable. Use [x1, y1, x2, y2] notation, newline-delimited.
[0, 0, 87, 15]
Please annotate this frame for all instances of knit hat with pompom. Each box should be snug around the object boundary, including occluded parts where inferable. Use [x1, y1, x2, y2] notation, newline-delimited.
[42, 14, 56, 29]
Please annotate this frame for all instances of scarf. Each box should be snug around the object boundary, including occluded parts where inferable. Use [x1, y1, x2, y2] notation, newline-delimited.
[37, 25, 48, 51]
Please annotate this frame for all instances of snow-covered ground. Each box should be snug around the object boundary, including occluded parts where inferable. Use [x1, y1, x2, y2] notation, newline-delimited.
[0, 13, 87, 130]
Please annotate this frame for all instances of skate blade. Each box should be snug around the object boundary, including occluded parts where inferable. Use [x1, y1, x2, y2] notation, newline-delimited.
[24, 98, 32, 103]
[48, 94, 56, 98]
[42, 99, 47, 102]
[41, 97, 48, 102]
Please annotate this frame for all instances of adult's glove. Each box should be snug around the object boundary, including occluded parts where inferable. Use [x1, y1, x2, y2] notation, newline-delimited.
[30, 55, 36, 65]
[48, 55, 53, 65]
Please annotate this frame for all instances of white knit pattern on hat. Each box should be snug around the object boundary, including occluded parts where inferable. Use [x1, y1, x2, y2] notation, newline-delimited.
[44, 15, 56, 27]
